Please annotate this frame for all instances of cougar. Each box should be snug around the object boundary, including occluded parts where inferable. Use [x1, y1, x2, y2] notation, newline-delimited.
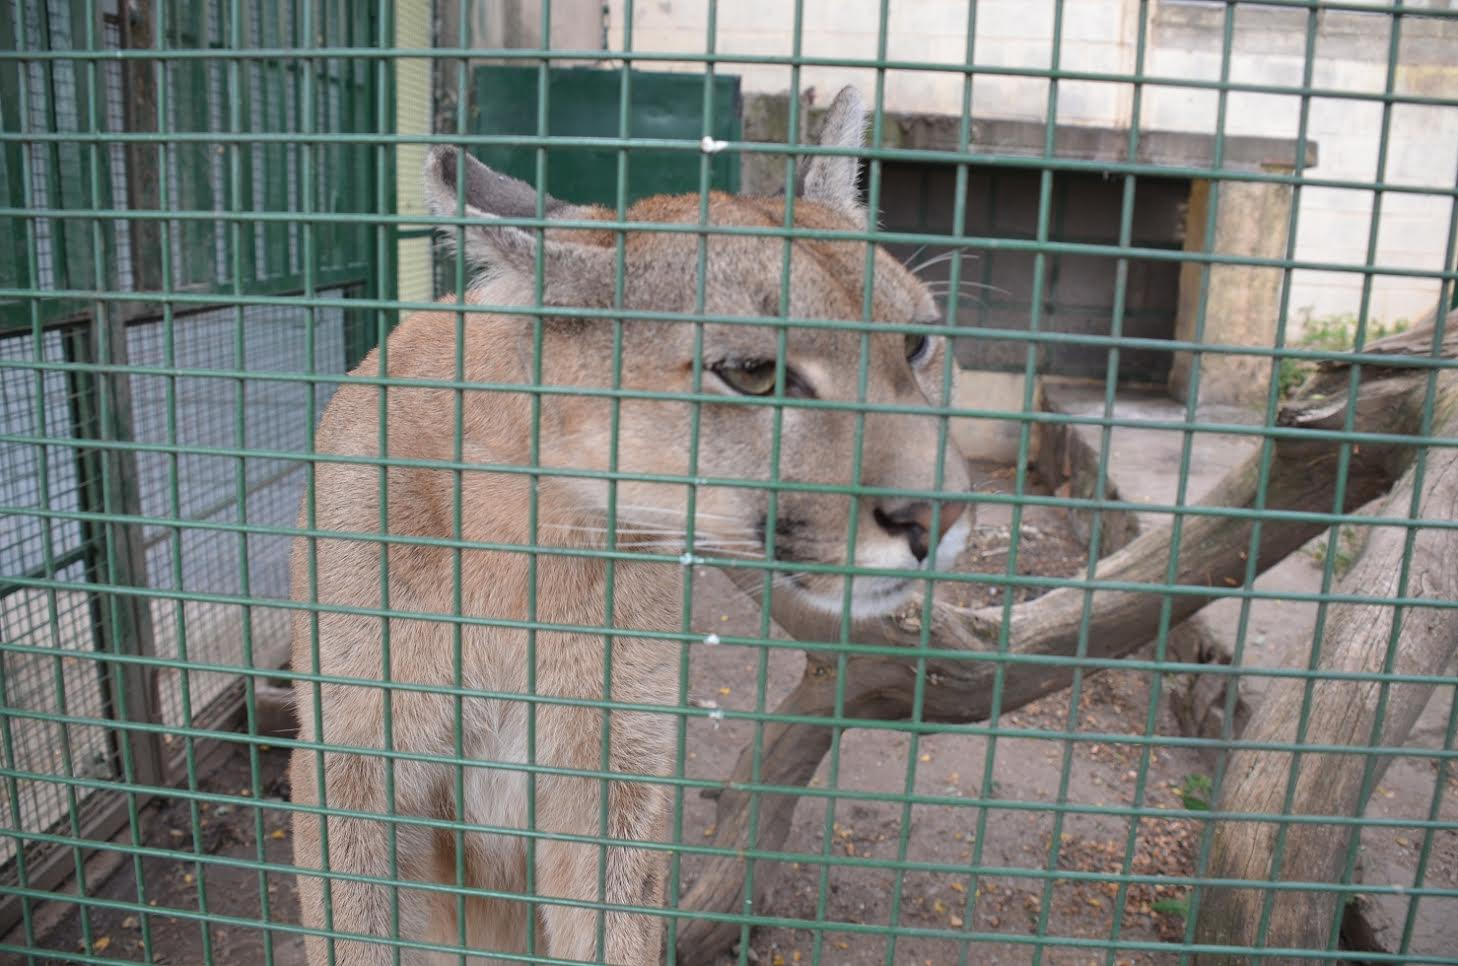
[288, 85, 971, 965]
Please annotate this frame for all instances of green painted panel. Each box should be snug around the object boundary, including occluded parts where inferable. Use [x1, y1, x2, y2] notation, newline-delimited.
[0, 8, 30, 305]
[0, 0, 115, 332]
[165, 0, 221, 290]
[468, 66, 741, 208]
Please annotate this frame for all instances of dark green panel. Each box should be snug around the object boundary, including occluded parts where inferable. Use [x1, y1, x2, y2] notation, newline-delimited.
[31, 0, 119, 297]
[0, 8, 30, 307]
[469, 66, 742, 208]
[50, 0, 97, 294]
[166, 0, 220, 289]
[2, 0, 379, 331]
[342, 0, 377, 276]
[313, 1, 339, 263]
[256, 5, 291, 283]
[0, 0, 121, 332]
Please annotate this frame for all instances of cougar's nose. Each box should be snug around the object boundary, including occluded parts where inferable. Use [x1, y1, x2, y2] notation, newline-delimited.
[873, 499, 965, 563]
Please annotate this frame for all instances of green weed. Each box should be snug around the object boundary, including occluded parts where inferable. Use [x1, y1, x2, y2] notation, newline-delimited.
[1179, 773, 1213, 812]
[1277, 311, 1411, 398]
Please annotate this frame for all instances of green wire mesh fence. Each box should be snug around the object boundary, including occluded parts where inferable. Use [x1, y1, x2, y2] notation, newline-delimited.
[2, 0, 1457, 963]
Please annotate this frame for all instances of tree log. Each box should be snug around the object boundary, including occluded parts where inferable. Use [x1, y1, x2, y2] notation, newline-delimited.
[1192, 329, 1458, 963]
[677, 314, 1454, 964]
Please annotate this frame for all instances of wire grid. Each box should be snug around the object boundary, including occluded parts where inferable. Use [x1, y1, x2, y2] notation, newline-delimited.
[98, 6, 132, 295]
[0, 329, 112, 871]
[160, 0, 226, 292]
[0, 0, 1456, 964]
[16, 0, 63, 296]
[126, 299, 347, 727]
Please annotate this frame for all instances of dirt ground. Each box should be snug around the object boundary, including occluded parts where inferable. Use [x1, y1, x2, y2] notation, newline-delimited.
[7, 463, 1451, 965]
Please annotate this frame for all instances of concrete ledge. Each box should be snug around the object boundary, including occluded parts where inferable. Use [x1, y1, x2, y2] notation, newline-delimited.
[948, 368, 1041, 467]
[742, 92, 1318, 176]
[1033, 378, 1264, 556]
[1034, 397, 1139, 554]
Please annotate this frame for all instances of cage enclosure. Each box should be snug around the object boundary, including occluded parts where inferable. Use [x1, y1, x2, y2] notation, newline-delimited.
[2, 1, 1458, 965]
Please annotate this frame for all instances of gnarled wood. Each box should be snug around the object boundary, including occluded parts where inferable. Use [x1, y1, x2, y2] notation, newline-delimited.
[1192, 323, 1458, 963]
[677, 313, 1456, 964]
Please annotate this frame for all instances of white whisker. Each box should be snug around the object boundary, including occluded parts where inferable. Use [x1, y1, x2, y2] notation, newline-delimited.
[629, 537, 764, 548]
[924, 280, 1007, 295]
[614, 504, 744, 523]
[543, 523, 690, 536]
[635, 541, 764, 550]
[633, 545, 765, 560]
[910, 248, 976, 277]
[909, 250, 959, 275]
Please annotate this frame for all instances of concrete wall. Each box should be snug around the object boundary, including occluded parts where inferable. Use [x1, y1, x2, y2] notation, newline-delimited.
[397, 1, 433, 305]
[1169, 179, 1293, 406]
[464, 0, 605, 53]
[950, 370, 1041, 466]
[604, 0, 1458, 330]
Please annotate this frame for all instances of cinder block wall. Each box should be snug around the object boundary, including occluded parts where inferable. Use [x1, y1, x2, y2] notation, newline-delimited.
[606, 0, 1458, 329]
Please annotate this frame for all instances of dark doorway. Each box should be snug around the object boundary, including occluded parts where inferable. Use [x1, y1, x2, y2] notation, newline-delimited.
[877, 163, 1188, 383]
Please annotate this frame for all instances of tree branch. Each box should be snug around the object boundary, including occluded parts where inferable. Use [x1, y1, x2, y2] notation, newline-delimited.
[1193, 332, 1458, 963]
[677, 314, 1454, 964]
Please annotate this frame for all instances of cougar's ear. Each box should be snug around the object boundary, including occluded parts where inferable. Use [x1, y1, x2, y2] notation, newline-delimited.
[423, 146, 610, 293]
[797, 86, 868, 218]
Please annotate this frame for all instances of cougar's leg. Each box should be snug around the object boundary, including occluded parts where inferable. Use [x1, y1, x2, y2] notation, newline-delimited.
[291, 685, 449, 966]
[531, 707, 670, 965]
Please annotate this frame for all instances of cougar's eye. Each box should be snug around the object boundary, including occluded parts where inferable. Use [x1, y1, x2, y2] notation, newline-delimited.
[712, 360, 779, 396]
[905, 332, 934, 366]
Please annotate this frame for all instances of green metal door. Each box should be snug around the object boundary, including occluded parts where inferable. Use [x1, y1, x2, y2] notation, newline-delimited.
[0, 0, 385, 920]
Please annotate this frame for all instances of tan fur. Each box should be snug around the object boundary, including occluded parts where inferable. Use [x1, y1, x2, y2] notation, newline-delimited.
[289, 88, 969, 965]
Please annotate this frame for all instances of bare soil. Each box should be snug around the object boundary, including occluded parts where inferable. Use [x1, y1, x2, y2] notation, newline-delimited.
[0, 463, 1269, 965]
[6, 746, 305, 966]
[683, 465, 1208, 966]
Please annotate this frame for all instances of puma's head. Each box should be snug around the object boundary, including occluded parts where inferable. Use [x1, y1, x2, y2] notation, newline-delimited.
[424, 86, 971, 618]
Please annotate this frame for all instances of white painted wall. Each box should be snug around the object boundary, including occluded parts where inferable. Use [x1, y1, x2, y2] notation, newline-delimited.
[604, 0, 1458, 329]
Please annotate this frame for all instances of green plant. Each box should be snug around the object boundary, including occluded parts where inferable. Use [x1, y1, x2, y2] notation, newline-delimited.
[1303, 523, 1363, 579]
[1179, 773, 1214, 812]
[1152, 897, 1191, 920]
[1277, 355, 1308, 397]
[1278, 311, 1412, 398]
